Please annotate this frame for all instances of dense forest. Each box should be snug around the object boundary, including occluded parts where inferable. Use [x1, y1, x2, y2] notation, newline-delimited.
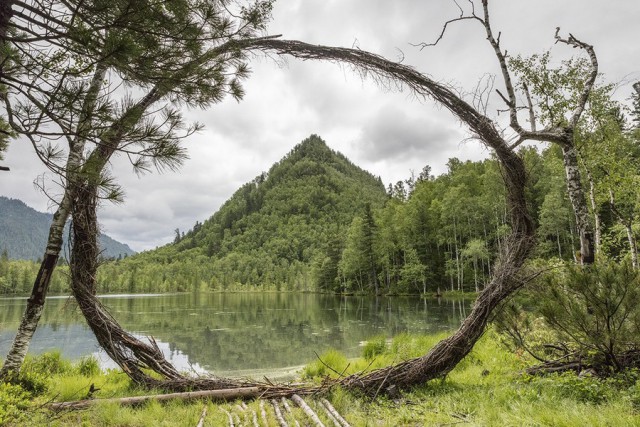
[99, 103, 639, 295]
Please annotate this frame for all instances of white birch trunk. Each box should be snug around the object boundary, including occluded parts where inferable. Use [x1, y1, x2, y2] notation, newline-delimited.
[562, 144, 594, 263]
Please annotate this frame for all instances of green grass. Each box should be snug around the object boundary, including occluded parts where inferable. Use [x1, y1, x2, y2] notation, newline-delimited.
[2, 331, 640, 426]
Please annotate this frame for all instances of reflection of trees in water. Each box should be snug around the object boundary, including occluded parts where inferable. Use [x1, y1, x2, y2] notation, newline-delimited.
[0, 294, 471, 371]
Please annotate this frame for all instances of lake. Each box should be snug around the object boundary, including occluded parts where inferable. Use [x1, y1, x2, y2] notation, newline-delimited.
[0, 293, 471, 379]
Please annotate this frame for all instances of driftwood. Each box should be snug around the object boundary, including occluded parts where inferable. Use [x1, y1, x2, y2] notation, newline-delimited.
[260, 400, 269, 426]
[526, 349, 640, 376]
[292, 394, 325, 427]
[196, 406, 207, 427]
[271, 399, 289, 427]
[320, 398, 351, 427]
[0, 165, 9, 171]
[222, 409, 234, 427]
[49, 386, 261, 410]
[281, 397, 301, 427]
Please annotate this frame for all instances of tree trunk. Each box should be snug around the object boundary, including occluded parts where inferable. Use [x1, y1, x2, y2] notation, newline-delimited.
[586, 168, 602, 255]
[561, 143, 595, 264]
[0, 195, 70, 380]
[624, 223, 638, 270]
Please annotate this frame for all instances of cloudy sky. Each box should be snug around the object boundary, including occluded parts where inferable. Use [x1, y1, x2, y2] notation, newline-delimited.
[2, 0, 639, 251]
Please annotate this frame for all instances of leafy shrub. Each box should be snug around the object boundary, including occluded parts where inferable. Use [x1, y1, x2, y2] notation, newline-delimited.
[0, 382, 32, 425]
[497, 260, 640, 372]
[76, 355, 101, 377]
[23, 351, 73, 376]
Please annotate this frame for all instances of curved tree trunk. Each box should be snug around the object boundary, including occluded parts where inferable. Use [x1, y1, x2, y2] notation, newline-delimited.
[0, 63, 107, 381]
[68, 181, 243, 390]
[249, 38, 536, 394]
[340, 144, 534, 393]
[69, 181, 182, 385]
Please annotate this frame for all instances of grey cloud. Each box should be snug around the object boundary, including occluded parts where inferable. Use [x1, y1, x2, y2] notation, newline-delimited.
[2, 0, 638, 251]
[357, 104, 462, 163]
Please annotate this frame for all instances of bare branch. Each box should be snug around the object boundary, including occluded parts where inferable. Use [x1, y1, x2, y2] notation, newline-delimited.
[554, 29, 599, 128]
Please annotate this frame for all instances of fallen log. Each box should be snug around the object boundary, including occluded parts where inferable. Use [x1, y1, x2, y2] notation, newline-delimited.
[292, 394, 325, 427]
[271, 399, 289, 427]
[49, 386, 261, 410]
[196, 406, 207, 427]
[320, 399, 351, 427]
[260, 400, 269, 426]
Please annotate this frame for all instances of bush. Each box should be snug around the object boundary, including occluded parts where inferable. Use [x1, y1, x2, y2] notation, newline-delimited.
[497, 260, 640, 372]
[76, 355, 101, 377]
[363, 336, 387, 360]
[0, 382, 32, 425]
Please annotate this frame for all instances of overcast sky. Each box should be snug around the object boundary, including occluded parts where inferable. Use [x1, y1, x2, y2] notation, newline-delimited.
[2, 0, 639, 251]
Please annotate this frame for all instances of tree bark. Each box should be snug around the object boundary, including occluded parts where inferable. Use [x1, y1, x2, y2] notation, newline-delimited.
[585, 168, 602, 255]
[561, 143, 595, 264]
[0, 63, 107, 381]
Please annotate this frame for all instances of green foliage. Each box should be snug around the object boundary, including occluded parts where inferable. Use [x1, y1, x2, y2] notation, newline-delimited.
[98, 135, 389, 293]
[541, 261, 640, 367]
[76, 355, 101, 377]
[499, 260, 640, 372]
[0, 258, 70, 295]
[0, 382, 32, 426]
[302, 349, 348, 379]
[3, 352, 71, 394]
[362, 336, 387, 360]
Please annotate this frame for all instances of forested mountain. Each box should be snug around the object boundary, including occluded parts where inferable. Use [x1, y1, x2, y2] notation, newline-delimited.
[97, 135, 389, 292]
[96, 135, 636, 295]
[0, 197, 135, 260]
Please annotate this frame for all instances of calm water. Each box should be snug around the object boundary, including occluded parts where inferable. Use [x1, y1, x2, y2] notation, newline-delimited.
[0, 293, 471, 378]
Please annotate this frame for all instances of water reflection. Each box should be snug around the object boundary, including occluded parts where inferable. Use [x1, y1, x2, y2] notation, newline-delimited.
[0, 293, 472, 378]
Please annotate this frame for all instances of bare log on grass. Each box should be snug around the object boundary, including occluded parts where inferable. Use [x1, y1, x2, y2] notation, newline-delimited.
[49, 386, 262, 411]
[272, 399, 289, 427]
[292, 394, 326, 427]
[320, 399, 351, 427]
[68, 181, 249, 390]
[260, 400, 269, 426]
[222, 409, 235, 427]
[196, 406, 207, 427]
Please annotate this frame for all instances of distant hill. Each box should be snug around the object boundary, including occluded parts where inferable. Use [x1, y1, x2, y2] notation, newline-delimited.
[0, 196, 135, 260]
[99, 135, 389, 292]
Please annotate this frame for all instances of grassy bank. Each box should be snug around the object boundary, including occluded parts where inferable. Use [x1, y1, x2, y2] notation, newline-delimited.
[2, 330, 640, 426]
